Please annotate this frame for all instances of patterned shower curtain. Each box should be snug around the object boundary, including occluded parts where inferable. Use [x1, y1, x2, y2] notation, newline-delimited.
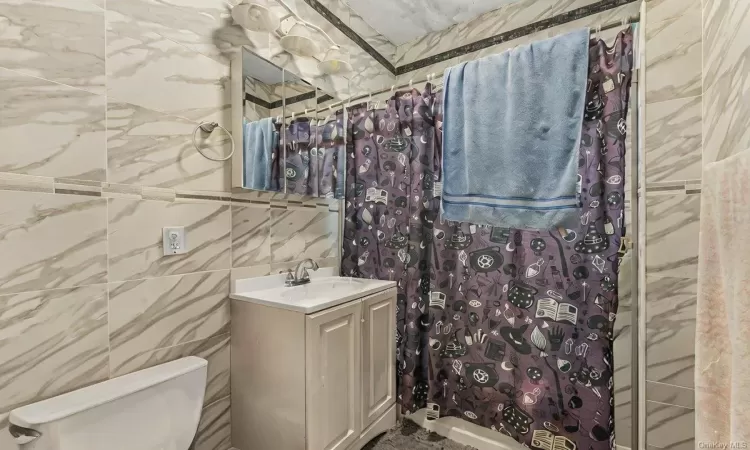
[342, 30, 633, 450]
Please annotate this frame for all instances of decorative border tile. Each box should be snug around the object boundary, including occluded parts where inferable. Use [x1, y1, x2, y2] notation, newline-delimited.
[142, 187, 177, 202]
[0, 173, 54, 194]
[103, 182, 142, 199]
[54, 179, 103, 197]
[175, 191, 232, 204]
[646, 180, 702, 195]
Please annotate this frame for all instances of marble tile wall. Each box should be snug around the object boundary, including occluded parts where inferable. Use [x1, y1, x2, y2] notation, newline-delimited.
[0, 0, 352, 448]
[643, 0, 702, 447]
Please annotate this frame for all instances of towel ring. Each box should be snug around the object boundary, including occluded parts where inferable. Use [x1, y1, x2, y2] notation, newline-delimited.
[192, 122, 235, 162]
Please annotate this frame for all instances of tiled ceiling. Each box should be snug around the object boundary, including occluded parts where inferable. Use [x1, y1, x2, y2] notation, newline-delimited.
[345, 0, 525, 45]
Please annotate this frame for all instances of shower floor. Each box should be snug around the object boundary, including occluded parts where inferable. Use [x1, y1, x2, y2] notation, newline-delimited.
[362, 420, 476, 450]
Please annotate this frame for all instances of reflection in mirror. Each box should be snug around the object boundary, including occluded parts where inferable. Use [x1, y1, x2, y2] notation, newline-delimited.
[238, 48, 284, 192]
[315, 89, 346, 199]
[232, 47, 345, 198]
[280, 69, 316, 196]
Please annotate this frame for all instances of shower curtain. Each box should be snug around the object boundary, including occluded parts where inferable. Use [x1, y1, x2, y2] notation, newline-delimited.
[342, 30, 633, 450]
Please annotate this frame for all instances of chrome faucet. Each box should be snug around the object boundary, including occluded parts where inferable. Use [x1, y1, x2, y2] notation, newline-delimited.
[285, 258, 319, 287]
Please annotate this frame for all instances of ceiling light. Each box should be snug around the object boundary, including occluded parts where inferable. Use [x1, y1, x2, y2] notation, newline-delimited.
[318, 46, 352, 74]
[280, 22, 320, 58]
[231, 0, 280, 33]
[232, 0, 350, 70]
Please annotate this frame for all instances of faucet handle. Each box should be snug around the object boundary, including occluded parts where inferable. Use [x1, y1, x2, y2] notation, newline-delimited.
[284, 269, 295, 286]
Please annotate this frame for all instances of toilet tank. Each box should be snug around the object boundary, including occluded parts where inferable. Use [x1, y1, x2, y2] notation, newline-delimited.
[8, 356, 207, 450]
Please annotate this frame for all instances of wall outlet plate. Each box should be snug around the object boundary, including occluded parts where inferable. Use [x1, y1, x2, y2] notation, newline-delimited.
[163, 227, 187, 256]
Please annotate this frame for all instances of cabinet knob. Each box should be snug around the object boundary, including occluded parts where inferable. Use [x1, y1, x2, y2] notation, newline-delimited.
[361, 318, 365, 323]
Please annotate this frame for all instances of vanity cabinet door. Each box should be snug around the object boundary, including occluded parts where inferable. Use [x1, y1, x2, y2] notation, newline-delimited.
[305, 301, 362, 450]
[361, 289, 396, 431]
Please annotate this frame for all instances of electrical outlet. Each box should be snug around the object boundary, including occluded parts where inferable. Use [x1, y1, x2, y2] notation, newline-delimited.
[163, 227, 187, 256]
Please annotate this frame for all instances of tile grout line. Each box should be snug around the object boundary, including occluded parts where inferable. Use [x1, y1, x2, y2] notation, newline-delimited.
[700, 0, 705, 170]
[125, 331, 231, 359]
[645, 399, 695, 410]
[646, 379, 696, 390]
[105, 0, 112, 381]
[0, 65, 103, 96]
[642, 93, 703, 108]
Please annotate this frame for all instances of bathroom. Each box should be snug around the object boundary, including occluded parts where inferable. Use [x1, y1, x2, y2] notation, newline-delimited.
[0, 0, 742, 449]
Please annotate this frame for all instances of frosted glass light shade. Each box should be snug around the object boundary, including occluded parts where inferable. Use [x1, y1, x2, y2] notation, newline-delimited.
[280, 23, 320, 57]
[232, 1, 280, 33]
[318, 46, 352, 74]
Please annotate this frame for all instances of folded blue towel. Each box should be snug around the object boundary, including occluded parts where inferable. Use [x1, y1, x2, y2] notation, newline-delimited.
[440, 28, 589, 229]
[243, 117, 276, 190]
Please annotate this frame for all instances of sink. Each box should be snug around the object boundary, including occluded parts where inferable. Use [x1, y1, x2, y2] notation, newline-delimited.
[230, 269, 396, 314]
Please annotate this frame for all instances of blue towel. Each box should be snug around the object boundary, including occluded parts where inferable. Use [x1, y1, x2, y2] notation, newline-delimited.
[440, 28, 589, 229]
[243, 117, 276, 190]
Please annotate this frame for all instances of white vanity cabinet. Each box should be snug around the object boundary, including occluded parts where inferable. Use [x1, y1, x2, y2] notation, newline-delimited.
[231, 286, 397, 450]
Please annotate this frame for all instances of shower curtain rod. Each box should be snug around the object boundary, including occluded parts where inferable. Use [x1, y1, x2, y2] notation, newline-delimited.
[320, 15, 640, 112]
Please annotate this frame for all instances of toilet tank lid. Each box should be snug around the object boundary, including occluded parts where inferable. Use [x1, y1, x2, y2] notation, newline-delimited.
[9, 356, 207, 428]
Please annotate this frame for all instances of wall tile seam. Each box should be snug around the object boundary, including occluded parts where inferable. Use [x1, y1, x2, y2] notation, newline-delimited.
[644, 93, 702, 107]
[0, 282, 111, 298]
[0, 65, 104, 97]
[107, 268, 234, 285]
[107, 332, 231, 360]
[646, 379, 696, 391]
[644, 399, 695, 411]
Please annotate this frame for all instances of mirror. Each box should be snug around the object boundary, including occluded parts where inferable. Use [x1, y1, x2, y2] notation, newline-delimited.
[232, 47, 345, 198]
[234, 48, 284, 192]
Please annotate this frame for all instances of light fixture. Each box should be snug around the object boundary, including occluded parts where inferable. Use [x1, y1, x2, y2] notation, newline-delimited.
[231, 0, 352, 74]
[231, 0, 280, 33]
[318, 45, 352, 75]
[280, 22, 320, 57]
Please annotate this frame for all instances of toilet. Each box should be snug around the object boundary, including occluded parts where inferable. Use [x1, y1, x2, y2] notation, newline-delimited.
[8, 356, 207, 450]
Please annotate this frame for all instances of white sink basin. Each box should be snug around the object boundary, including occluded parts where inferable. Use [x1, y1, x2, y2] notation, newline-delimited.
[230, 270, 396, 314]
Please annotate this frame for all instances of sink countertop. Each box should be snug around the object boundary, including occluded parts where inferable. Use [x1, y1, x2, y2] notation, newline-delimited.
[231, 271, 396, 314]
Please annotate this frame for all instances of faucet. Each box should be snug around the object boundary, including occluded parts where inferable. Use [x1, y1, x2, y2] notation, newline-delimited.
[285, 258, 319, 287]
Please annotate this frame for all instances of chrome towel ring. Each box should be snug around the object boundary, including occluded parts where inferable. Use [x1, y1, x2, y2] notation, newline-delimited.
[192, 122, 235, 162]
